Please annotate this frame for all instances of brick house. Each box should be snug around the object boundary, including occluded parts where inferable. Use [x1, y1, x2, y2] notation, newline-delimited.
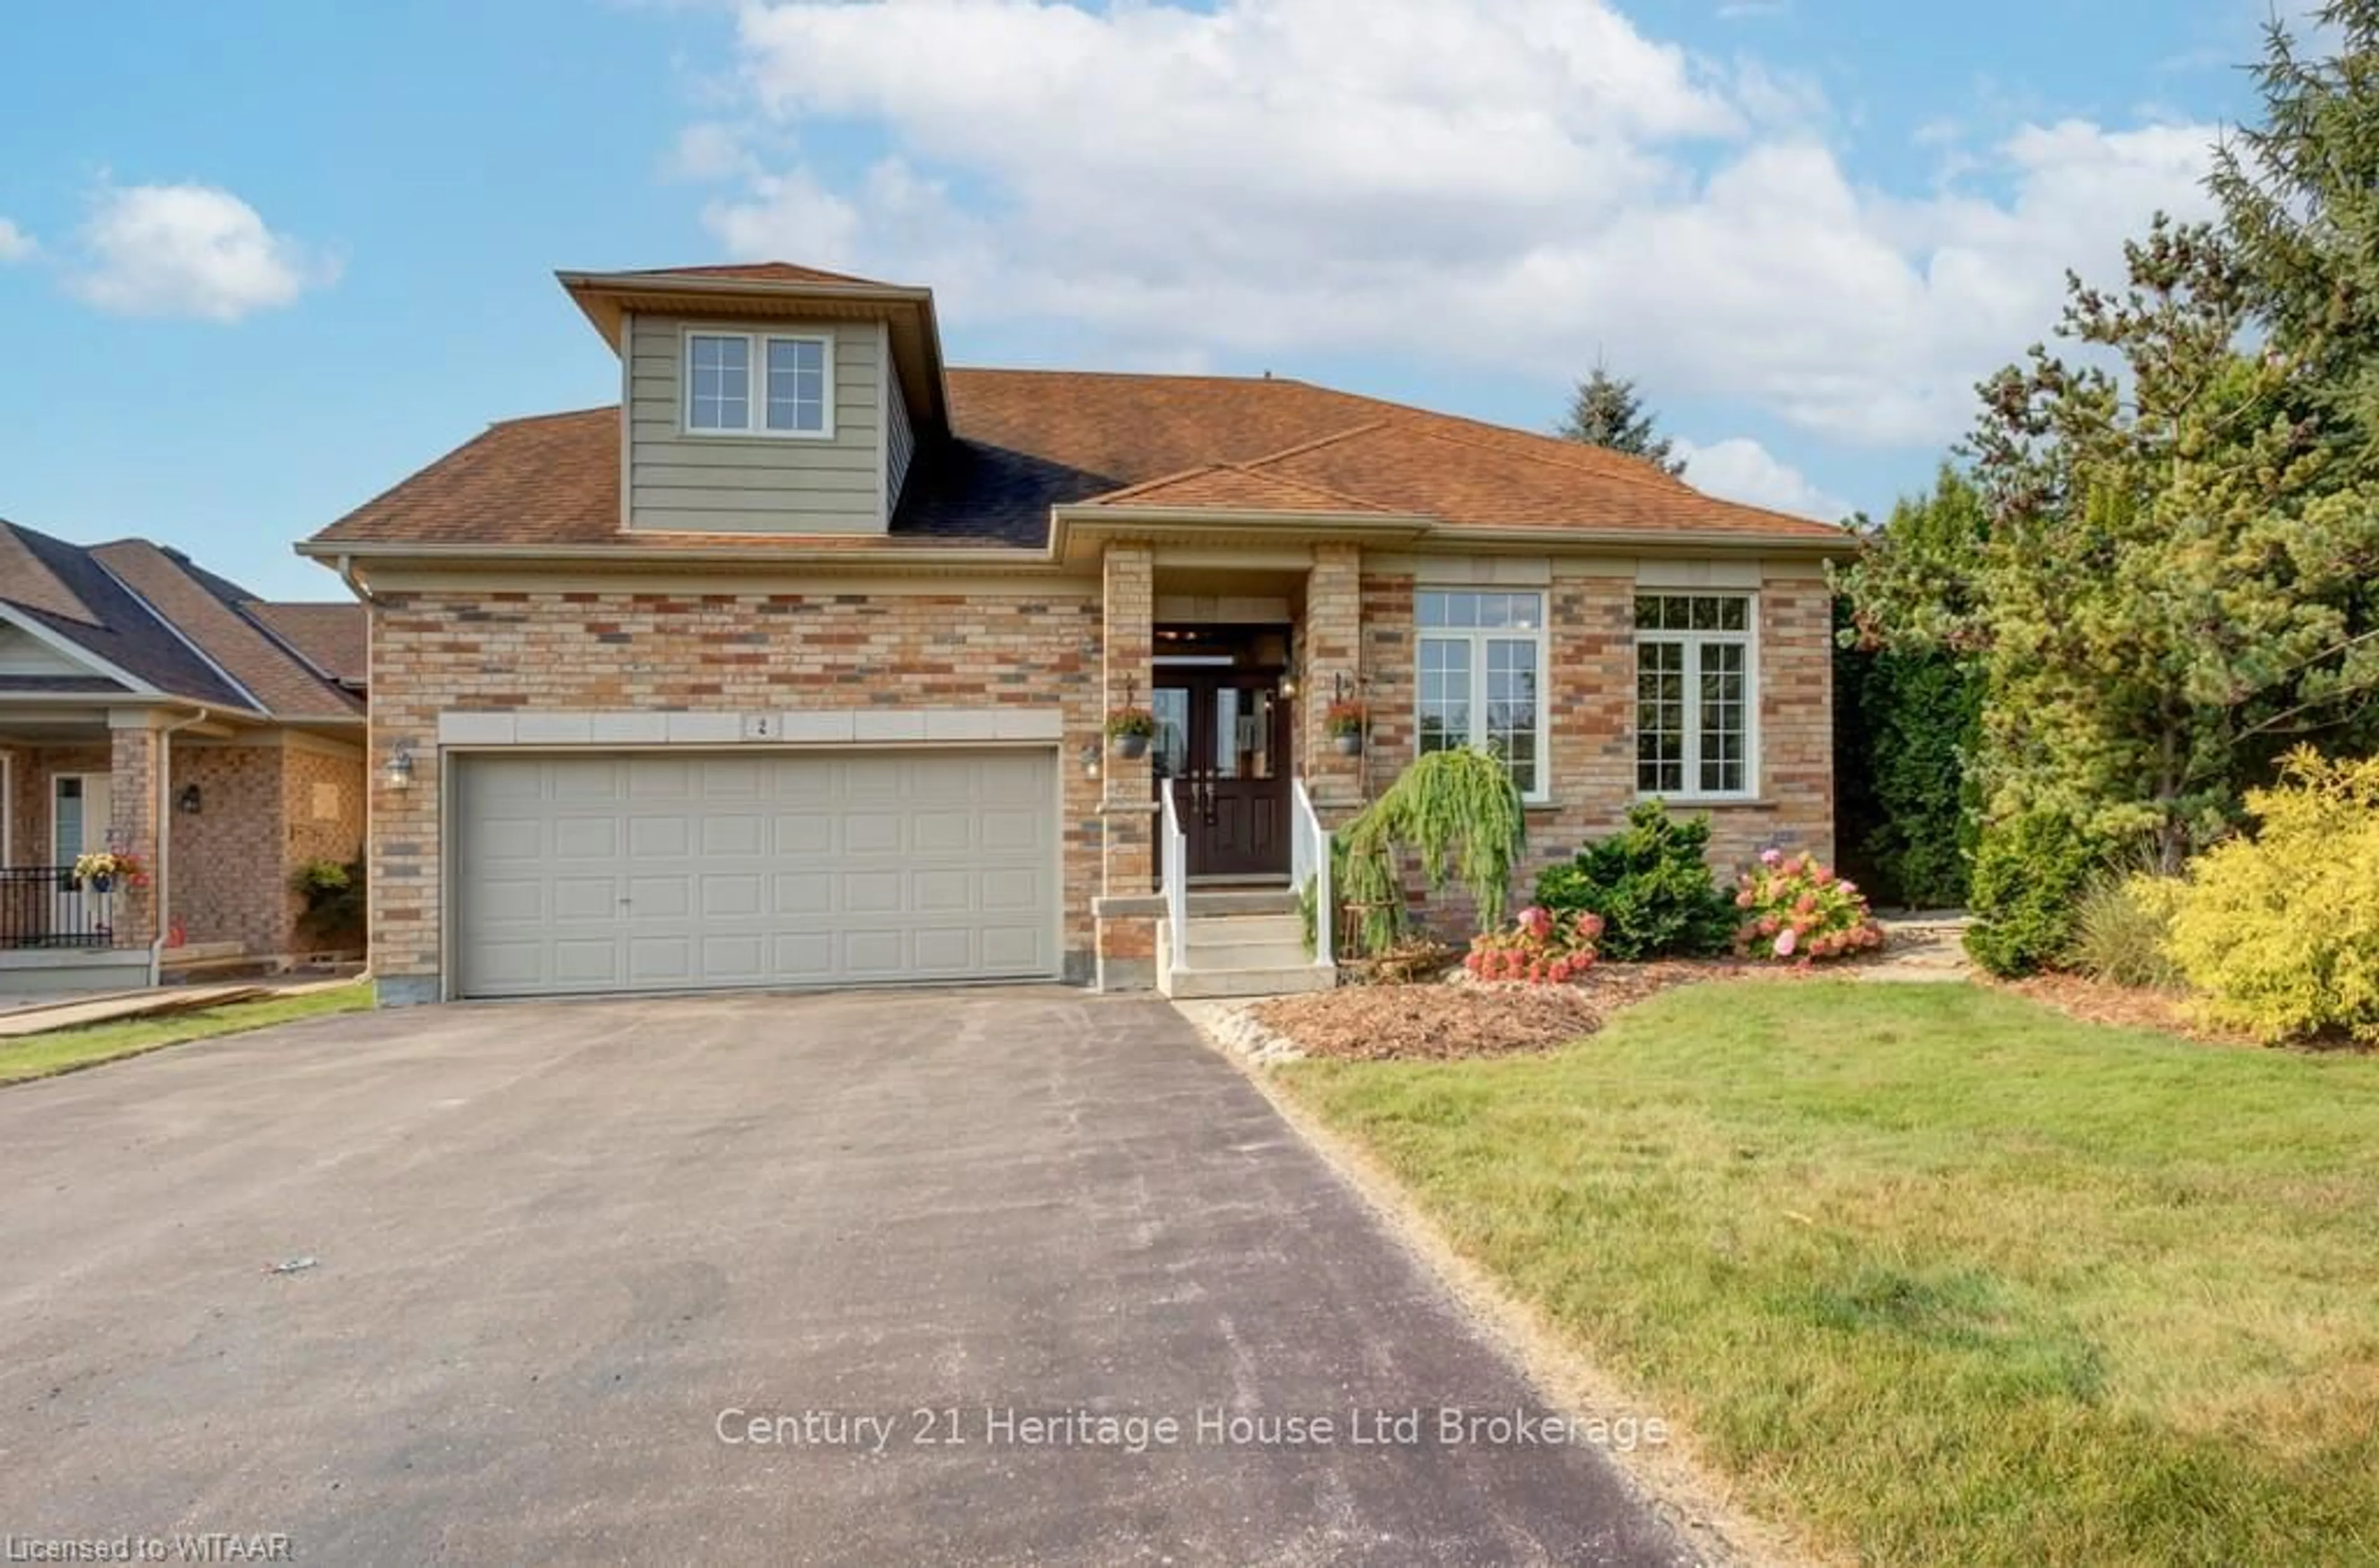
[0, 522, 367, 993]
[298, 263, 1849, 1006]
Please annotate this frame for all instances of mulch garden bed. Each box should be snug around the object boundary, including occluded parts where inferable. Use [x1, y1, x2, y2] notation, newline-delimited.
[1250, 961, 1782, 1062]
[1993, 972, 2261, 1048]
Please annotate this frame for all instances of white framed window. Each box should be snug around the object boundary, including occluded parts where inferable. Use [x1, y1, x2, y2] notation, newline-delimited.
[1416, 589, 1548, 800]
[682, 329, 834, 438]
[1634, 593, 1756, 799]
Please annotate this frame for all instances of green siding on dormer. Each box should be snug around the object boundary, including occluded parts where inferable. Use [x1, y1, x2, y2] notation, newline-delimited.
[624, 313, 886, 534]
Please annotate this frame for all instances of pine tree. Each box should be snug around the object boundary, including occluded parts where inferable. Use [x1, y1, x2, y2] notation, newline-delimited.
[1556, 364, 1686, 475]
[2209, 0, 2379, 454]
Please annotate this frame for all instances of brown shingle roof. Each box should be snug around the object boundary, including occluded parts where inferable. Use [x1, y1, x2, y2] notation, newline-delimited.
[0, 521, 97, 623]
[90, 542, 361, 719]
[247, 602, 367, 688]
[309, 369, 1845, 551]
[1092, 463, 1397, 514]
[616, 262, 898, 287]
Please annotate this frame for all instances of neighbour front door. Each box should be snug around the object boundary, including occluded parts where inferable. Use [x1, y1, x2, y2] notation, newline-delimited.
[1153, 675, 1290, 880]
[51, 773, 111, 935]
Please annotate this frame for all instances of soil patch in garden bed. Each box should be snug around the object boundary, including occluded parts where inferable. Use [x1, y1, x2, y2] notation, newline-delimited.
[1253, 961, 1781, 1061]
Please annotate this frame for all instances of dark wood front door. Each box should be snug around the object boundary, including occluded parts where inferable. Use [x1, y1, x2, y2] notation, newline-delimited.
[1153, 673, 1290, 880]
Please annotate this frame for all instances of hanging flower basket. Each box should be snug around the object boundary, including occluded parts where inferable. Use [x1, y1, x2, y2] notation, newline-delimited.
[1106, 706, 1156, 759]
[1326, 699, 1369, 755]
[72, 851, 147, 894]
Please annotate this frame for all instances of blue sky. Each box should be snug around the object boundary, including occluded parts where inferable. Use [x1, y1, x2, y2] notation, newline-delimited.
[0, 0, 2292, 601]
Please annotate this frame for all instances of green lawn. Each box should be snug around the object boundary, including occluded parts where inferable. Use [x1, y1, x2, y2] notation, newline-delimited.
[1281, 980, 2379, 1567]
[0, 981, 374, 1085]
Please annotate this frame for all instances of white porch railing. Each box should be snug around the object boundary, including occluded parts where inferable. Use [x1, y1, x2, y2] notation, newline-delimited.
[1160, 775, 1189, 976]
[1290, 777, 1334, 970]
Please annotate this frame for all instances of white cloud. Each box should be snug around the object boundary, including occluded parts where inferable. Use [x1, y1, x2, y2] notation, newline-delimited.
[1676, 436, 1848, 520]
[0, 218, 34, 263]
[692, 0, 2219, 447]
[69, 182, 335, 322]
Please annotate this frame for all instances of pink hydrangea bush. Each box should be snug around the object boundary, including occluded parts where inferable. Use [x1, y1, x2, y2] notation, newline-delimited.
[1465, 906, 1605, 984]
[1733, 848, 1885, 963]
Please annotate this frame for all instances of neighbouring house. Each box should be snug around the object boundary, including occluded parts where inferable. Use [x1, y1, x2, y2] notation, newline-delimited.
[0, 522, 367, 994]
[298, 262, 1851, 1007]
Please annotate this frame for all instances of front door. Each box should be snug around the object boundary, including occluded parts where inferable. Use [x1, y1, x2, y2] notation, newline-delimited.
[1153, 675, 1290, 880]
[51, 773, 111, 935]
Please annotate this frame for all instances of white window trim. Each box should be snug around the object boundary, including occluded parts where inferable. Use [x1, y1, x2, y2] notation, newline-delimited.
[680, 326, 836, 441]
[1632, 592, 1761, 803]
[1414, 588, 1552, 804]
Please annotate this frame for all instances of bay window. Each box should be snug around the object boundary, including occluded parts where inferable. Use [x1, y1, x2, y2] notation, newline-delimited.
[1634, 593, 1754, 798]
[1416, 589, 1546, 799]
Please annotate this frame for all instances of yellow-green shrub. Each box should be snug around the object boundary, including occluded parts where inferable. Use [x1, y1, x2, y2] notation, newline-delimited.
[2166, 748, 2379, 1044]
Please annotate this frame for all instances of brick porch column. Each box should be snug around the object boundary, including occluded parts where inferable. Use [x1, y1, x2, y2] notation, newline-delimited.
[106, 711, 165, 948]
[1302, 541, 1364, 810]
[1096, 541, 1158, 989]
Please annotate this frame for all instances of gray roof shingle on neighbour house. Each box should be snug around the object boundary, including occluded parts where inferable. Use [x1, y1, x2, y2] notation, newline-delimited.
[0, 520, 363, 717]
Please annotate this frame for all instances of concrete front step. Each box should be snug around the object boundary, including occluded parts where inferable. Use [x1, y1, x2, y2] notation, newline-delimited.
[1163, 964, 1336, 1000]
[1183, 940, 1312, 971]
[1182, 913, 1304, 949]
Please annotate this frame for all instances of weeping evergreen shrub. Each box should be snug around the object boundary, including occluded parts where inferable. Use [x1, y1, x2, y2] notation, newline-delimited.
[1333, 749, 1527, 958]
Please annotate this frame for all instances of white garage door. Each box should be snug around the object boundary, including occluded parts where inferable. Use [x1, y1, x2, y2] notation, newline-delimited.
[453, 749, 1059, 999]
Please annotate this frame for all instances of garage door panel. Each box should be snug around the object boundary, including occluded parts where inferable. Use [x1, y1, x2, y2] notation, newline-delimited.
[842, 929, 906, 976]
[772, 872, 833, 915]
[626, 756, 695, 798]
[773, 932, 835, 979]
[844, 870, 903, 913]
[455, 748, 1057, 998]
[982, 925, 1045, 969]
[701, 814, 765, 856]
[551, 764, 624, 803]
[912, 810, 974, 853]
[551, 876, 620, 921]
[625, 935, 695, 985]
[981, 867, 1046, 911]
[552, 939, 624, 987]
[914, 928, 976, 970]
[913, 869, 973, 912]
[701, 874, 765, 918]
[549, 818, 619, 859]
[700, 934, 766, 981]
[845, 812, 905, 854]
[628, 815, 691, 859]
[773, 813, 835, 855]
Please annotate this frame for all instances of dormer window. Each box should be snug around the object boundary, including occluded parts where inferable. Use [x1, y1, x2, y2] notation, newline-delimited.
[683, 330, 833, 438]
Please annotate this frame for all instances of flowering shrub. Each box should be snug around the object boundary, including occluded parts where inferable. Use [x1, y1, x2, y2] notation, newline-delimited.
[1732, 848, 1883, 963]
[1465, 905, 1603, 984]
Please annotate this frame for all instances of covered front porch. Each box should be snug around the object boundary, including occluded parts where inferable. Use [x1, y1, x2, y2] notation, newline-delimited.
[1091, 537, 1379, 995]
[0, 708, 178, 994]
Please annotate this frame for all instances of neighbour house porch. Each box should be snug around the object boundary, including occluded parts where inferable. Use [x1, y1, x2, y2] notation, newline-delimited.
[0, 709, 368, 995]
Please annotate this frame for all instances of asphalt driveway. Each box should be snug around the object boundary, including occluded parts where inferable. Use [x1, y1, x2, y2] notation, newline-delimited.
[0, 988, 1691, 1566]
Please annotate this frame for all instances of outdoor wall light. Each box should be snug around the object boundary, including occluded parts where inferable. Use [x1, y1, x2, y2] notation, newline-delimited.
[176, 784, 203, 815]
[1079, 743, 1102, 780]
[1279, 673, 1299, 699]
[382, 746, 416, 791]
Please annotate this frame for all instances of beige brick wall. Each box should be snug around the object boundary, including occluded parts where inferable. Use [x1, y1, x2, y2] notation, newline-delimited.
[1354, 566, 1834, 926]
[169, 743, 287, 952]
[282, 743, 369, 957]
[369, 587, 1103, 994]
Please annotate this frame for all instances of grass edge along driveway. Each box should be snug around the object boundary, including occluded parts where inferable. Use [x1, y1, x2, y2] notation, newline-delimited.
[0, 982, 374, 1085]
[1279, 979, 2379, 1567]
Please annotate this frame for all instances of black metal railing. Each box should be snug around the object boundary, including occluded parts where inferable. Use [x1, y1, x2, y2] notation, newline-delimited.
[0, 866, 119, 949]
